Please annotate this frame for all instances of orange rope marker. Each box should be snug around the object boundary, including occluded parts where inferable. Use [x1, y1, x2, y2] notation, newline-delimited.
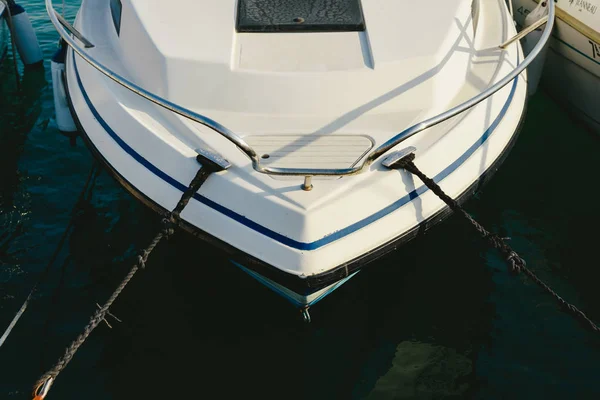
[33, 377, 53, 400]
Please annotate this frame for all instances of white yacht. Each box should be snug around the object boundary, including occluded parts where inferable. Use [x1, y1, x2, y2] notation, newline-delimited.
[47, 0, 554, 316]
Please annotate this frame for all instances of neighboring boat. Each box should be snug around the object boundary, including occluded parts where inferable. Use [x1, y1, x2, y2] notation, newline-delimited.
[513, 0, 600, 132]
[47, 0, 554, 316]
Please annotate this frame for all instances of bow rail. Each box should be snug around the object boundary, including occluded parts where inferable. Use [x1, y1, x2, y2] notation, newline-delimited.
[46, 0, 555, 178]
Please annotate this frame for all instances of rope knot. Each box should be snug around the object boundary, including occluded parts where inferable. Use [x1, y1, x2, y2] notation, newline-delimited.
[161, 216, 177, 237]
[506, 251, 525, 274]
[390, 153, 417, 171]
[137, 248, 152, 269]
[136, 254, 146, 269]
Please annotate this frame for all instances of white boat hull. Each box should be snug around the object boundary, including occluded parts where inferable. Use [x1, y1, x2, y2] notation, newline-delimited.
[513, 0, 600, 132]
[59, 0, 529, 308]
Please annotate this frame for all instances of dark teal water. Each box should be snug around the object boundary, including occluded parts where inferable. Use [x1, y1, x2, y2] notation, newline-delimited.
[1, 2, 600, 399]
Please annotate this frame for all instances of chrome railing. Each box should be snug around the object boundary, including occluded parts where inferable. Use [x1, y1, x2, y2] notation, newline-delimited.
[46, 0, 555, 180]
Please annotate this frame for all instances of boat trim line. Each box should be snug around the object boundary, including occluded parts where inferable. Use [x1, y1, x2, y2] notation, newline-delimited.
[555, 35, 600, 67]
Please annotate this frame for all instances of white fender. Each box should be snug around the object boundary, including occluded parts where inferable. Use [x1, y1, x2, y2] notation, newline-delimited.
[51, 43, 77, 133]
[9, 2, 43, 66]
[520, 1, 550, 96]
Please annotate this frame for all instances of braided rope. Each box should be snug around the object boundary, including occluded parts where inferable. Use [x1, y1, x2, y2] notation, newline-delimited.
[34, 164, 216, 398]
[34, 230, 165, 392]
[392, 153, 599, 333]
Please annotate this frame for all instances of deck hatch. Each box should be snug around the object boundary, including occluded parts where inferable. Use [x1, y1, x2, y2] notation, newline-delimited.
[236, 0, 365, 33]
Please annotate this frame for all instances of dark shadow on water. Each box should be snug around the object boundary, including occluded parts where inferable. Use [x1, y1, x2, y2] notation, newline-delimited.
[34, 209, 496, 400]
[0, 64, 47, 209]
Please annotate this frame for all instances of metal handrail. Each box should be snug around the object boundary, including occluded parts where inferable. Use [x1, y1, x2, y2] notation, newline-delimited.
[500, 15, 549, 49]
[46, 0, 555, 178]
[55, 11, 95, 48]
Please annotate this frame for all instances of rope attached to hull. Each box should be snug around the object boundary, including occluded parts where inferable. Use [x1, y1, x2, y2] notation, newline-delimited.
[32, 156, 223, 399]
[390, 153, 599, 333]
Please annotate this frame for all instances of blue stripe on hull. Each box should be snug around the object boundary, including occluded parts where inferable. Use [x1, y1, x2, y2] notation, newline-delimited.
[72, 53, 519, 251]
[231, 261, 359, 308]
[554, 36, 600, 67]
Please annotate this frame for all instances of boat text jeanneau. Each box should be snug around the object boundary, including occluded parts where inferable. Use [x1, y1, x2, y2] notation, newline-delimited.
[47, 0, 554, 317]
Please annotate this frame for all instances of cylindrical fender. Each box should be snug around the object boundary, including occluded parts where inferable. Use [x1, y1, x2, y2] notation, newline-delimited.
[8, 2, 43, 67]
[51, 42, 77, 133]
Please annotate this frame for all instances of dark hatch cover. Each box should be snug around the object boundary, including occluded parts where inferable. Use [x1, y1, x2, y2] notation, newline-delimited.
[237, 0, 365, 33]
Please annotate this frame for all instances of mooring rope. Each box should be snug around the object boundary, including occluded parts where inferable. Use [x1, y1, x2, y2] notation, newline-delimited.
[33, 159, 221, 400]
[0, 164, 100, 349]
[391, 153, 599, 333]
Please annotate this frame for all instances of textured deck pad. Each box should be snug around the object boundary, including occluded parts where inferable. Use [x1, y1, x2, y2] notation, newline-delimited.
[237, 0, 365, 32]
[244, 135, 373, 169]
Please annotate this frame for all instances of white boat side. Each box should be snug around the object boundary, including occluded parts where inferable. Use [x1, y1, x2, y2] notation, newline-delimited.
[49, 0, 549, 302]
[513, 0, 600, 132]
